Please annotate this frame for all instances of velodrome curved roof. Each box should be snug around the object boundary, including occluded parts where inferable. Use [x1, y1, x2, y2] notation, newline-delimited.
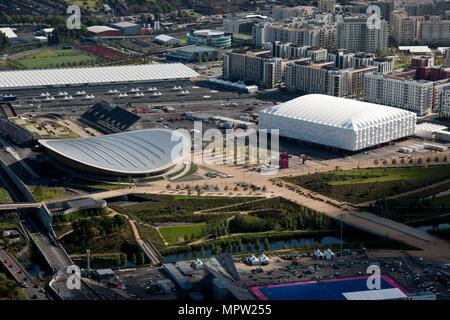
[39, 129, 191, 175]
[0, 63, 199, 89]
[260, 94, 415, 130]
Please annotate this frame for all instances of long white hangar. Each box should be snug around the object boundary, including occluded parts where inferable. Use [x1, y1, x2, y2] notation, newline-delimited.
[0, 63, 199, 91]
[259, 94, 416, 152]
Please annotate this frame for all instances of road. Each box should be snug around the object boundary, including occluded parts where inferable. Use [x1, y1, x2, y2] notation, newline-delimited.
[0, 249, 49, 300]
[24, 215, 101, 300]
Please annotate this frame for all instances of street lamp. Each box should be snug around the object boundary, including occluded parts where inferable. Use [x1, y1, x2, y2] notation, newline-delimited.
[339, 213, 344, 257]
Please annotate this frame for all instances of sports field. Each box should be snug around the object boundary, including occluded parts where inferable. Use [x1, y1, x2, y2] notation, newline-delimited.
[159, 223, 207, 246]
[251, 275, 407, 300]
[14, 49, 96, 69]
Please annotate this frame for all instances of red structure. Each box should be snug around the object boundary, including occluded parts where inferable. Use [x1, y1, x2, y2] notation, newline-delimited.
[393, 56, 450, 81]
[279, 152, 289, 169]
[78, 45, 125, 59]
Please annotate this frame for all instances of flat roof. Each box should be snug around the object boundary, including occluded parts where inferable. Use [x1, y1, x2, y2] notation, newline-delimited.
[193, 29, 224, 37]
[155, 34, 178, 42]
[343, 288, 407, 300]
[111, 21, 139, 28]
[260, 94, 416, 130]
[173, 45, 216, 53]
[0, 27, 18, 39]
[399, 46, 432, 53]
[39, 129, 191, 175]
[87, 25, 120, 33]
[0, 63, 199, 90]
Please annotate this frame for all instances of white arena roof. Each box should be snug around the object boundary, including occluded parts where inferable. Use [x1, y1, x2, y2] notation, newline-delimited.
[0, 63, 199, 90]
[39, 129, 191, 176]
[259, 94, 416, 151]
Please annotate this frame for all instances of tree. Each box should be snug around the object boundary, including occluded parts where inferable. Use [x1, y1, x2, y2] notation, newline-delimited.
[263, 238, 270, 251]
[0, 32, 10, 52]
[130, 253, 137, 265]
[137, 251, 145, 265]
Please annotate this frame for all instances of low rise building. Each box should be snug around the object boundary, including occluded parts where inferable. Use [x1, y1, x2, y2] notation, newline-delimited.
[110, 21, 140, 35]
[187, 29, 231, 48]
[154, 34, 179, 46]
[165, 45, 219, 63]
[80, 102, 142, 134]
[87, 26, 122, 37]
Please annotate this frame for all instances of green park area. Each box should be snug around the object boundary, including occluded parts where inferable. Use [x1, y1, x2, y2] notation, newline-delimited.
[0, 273, 23, 300]
[11, 48, 95, 69]
[111, 194, 334, 256]
[284, 165, 450, 204]
[58, 213, 147, 267]
[0, 187, 12, 204]
[67, 0, 101, 11]
[159, 223, 207, 246]
[28, 185, 67, 202]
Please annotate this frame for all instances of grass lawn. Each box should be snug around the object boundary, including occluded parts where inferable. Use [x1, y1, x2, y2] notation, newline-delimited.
[159, 223, 207, 246]
[284, 165, 450, 204]
[135, 223, 165, 250]
[14, 48, 96, 69]
[430, 194, 450, 207]
[28, 185, 67, 202]
[67, 0, 101, 11]
[0, 187, 12, 204]
[69, 178, 126, 190]
[0, 222, 17, 231]
[111, 194, 255, 225]
[53, 223, 73, 239]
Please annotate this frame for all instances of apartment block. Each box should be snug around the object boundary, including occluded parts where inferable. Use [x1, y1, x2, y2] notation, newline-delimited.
[223, 51, 283, 89]
[253, 23, 336, 49]
[285, 59, 376, 97]
[317, 0, 336, 13]
[337, 17, 389, 53]
[363, 72, 434, 116]
[264, 41, 328, 62]
[272, 5, 316, 21]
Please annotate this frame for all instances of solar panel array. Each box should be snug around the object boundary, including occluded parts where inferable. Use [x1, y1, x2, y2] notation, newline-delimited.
[0, 63, 199, 89]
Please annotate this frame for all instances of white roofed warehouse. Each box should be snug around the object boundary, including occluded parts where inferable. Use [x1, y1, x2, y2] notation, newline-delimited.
[39, 129, 191, 177]
[0, 63, 199, 91]
[259, 94, 416, 151]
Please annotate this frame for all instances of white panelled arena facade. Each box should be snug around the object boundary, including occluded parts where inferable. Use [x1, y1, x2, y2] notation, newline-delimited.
[259, 94, 416, 151]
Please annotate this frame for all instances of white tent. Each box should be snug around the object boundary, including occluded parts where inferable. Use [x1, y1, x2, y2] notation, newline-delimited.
[313, 249, 324, 259]
[192, 258, 203, 270]
[246, 255, 260, 265]
[259, 254, 271, 265]
[324, 248, 335, 260]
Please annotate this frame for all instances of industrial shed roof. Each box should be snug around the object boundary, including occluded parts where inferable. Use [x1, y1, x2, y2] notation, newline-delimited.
[0, 63, 199, 90]
[0, 27, 18, 39]
[260, 94, 415, 130]
[87, 25, 120, 33]
[39, 129, 191, 175]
